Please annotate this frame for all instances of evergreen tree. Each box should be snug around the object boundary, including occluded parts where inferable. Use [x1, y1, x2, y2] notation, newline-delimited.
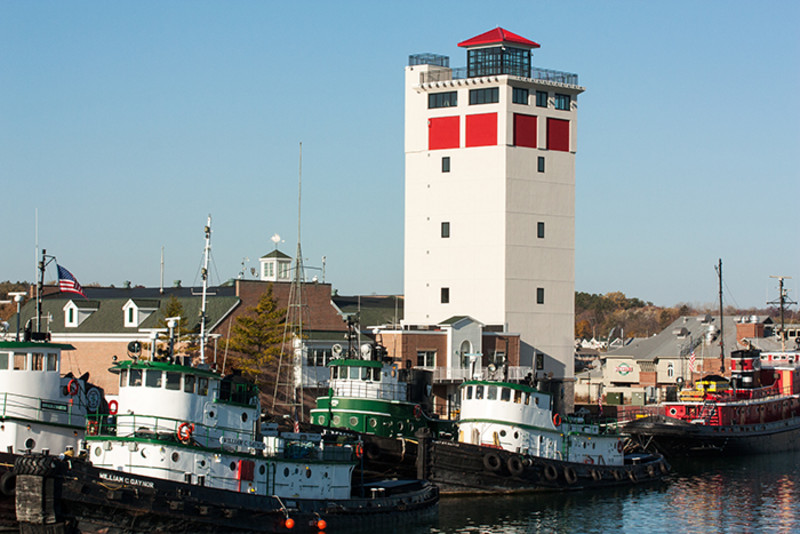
[227, 284, 286, 387]
[157, 296, 197, 358]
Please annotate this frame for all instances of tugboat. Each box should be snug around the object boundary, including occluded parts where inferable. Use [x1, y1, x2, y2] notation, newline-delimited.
[624, 347, 800, 456]
[312, 332, 669, 494]
[0, 333, 103, 528]
[12, 339, 439, 533]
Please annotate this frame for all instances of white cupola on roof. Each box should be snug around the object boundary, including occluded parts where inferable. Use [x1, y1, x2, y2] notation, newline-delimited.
[259, 249, 292, 282]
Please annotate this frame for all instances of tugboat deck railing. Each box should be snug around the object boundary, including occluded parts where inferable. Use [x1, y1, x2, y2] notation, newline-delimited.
[0, 391, 85, 427]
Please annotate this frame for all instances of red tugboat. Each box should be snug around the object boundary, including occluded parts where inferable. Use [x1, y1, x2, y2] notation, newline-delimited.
[625, 347, 800, 455]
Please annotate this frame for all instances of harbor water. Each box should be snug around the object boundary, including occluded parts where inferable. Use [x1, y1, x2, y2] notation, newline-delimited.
[358, 449, 800, 533]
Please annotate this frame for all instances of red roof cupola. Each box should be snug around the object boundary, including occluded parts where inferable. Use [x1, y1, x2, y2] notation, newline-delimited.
[458, 27, 540, 49]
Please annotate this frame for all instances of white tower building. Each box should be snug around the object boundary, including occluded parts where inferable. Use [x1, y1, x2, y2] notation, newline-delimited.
[404, 28, 584, 386]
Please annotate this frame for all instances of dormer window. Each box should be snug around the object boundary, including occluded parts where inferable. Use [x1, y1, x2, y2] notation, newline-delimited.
[123, 299, 159, 328]
[259, 249, 292, 282]
[63, 300, 99, 328]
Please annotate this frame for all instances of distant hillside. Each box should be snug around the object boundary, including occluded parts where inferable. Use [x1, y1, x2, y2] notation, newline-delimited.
[575, 291, 799, 340]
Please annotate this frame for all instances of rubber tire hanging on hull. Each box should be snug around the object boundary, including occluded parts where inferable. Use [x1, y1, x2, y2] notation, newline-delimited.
[0, 472, 15, 496]
[507, 456, 524, 477]
[483, 452, 502, 472]
[543, 464, 558, 481]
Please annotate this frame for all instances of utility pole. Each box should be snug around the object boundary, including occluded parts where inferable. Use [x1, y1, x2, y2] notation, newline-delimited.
[715, 259, 725, 374]
[768, 275, 795, 351]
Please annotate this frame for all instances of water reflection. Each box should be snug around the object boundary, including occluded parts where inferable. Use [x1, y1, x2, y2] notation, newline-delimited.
[422, 450, 800, 534]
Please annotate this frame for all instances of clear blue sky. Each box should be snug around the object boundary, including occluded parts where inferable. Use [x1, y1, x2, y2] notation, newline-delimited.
[2, 1, 798, 308]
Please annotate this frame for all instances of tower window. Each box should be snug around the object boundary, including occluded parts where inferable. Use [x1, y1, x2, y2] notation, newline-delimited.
[554, 94, 571, 111]
[537, 222, 545, 239]
[429, 91, 458, 109]
[441, 222, 450, 238]
[537, 156, 545, 172]
[512, 87, 529, 105]
[536, 287, 545, 304]
[536, 91, 548, 107]
[469, 87, 499, 105]
[442, 157, 450, 173]
[441, 288, 450, 304]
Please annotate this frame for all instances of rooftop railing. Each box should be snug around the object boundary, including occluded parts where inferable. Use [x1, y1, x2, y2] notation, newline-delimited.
[420, 66, 578, 86]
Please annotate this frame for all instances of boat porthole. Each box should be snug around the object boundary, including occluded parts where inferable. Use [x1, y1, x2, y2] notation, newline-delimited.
[324, 472, 329, 478]
[283, 467, 290, 478]
[171, 452, 180, 462]
[199, 459, 206, 468]
[369, 418, 378, 429]
[397, 421, 404, 431]
[669, 408, 677, 416]
[349, 416, 359, 427]
[94, 447, 103, 457]
[209, 411, 215, 418]
[305, 468, 312, 479]
[514, 431, 519, 439]
[140, 448, 148, 459]
[24, 438, 35, 450]
[500, 430, 507, 437]
[241, 412, 248, 422]
[230, 462, 237, 471]
[259, 465, 266, 475]
[318, 416, 325, 425]
[332, 416, 341, 425]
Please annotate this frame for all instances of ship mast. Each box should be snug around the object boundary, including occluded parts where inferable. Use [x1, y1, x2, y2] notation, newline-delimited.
[715, 259, 725, 374]
[272, 143, 306, 422]
[768, 275, 795, 352]
[199, 215, 212, 365]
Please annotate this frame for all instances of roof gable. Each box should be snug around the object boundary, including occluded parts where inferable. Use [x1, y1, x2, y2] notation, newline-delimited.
[458, 27, 540, 49]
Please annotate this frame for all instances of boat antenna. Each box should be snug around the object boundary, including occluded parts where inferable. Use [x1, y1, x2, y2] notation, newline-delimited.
[769, 275, 795, 352]
[36, 249, 56, 335]
[715, 259, 725, 374]
[199, 215, 212, 365]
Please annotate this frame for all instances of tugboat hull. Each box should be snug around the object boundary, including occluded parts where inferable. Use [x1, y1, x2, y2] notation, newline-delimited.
[419, 438, 668, 495]
[625, 414, 800, 456]
[12, 454, 438, 534]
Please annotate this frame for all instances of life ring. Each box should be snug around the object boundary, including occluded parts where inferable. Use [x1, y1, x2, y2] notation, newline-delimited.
[564, 466, 578, 485]
[355, 443, 364, 459]
[86, 420, 99, 436]
[0, 472, 15, 497]
[552, 413, 561, 427]
[616, 440, 624, 453]
[67, 379, 79, 396]
[584, 456, 594, 465]
[177, 422, 194, 443]
[590, 469, 602, 481]
[483, 452, 502, 472]
[108, 400, 119, 415]
[413, 404, 423, 420]
[543, 464, 558, 481]
[507, 455, 524, 477]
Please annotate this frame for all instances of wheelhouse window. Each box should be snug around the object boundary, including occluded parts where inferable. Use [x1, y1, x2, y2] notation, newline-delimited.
[166, 372, 181, 391]
[501, 388, 511, 402]
[184, 374, 196, 393]
[361, 367, 370, 381]
[32, 353, 44, 371]
[465, 386, 473, 400]
[476, 385, 484, 399]
[469, 87, 499, 105]
[46, 354, 57, 371]
[372, 368, 381, 381]
[119, 369, 127, 388]
[145, 369, 162, 388]
[512, 87, 529, 105]
[428, 91, 457, 109]
[487, 385, 498, 400]
[554, 93, 571, 111]
[536, 90, 548, 107]
[198, 377, 209, 396]
[14, 353, 26, 370]
[0, 352, 8, 370]
[129, 369, 143, 386]
[514, 390, 523, 403]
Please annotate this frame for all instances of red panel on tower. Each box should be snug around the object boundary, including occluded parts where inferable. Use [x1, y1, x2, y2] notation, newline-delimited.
[466, 113, 497, 147]
[514, 114, 537, 148]
[547, 118, 570, 152]
[429, 116, 460, 150]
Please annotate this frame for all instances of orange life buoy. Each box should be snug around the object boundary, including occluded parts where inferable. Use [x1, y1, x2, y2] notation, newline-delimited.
[413, 404, 422, 419]
[584, 457, 594, 464]
[86, 420, 99, 436]
[107, 400, 118, 415]
[177, 422, 194, 443]
[67, 379, 79, 396]
[552, 413, 561, 427]
[617, 440, 624, 453]
[355, 442, 364, 458]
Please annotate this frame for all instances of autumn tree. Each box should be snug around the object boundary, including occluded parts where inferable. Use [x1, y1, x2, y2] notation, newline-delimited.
[157, 296, 197, 358]
[226, 284, 286, 390]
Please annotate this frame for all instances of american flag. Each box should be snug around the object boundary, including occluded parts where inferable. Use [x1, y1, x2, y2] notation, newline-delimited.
[689, 350, 696, 373]
[57, 264, 86, 298]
